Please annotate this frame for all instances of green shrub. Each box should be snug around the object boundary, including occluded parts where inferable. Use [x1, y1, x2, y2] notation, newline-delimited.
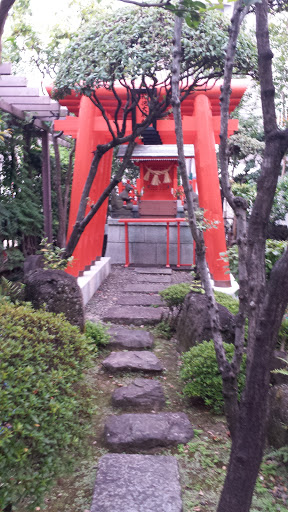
[180, 340, 246, 414]
[214, 290, 239, 315]
[155, 320, 173, 340]
[222, 239, 287, 282]
[0, 301, 97, 510]
[159, 280, 204, 309]
[39, 238, 73, 270]
[278, 318, 288, 351]
[85, 320, 110, 347]
[159, 283, 192, 309]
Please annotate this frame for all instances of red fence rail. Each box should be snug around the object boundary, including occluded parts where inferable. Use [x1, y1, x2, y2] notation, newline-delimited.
[118, 218, 193, 268]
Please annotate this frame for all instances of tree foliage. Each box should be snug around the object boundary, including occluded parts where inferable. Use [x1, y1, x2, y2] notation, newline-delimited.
[55, 7, 257, 97]
[0, 113, 43, 267]
[0, 301, 98, 510]
[53, 5, 257, 259]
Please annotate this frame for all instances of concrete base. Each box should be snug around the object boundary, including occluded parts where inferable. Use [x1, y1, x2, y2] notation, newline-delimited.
[212, 273, 239, 297]
[77, 257, 111, 306]
[105, 219, 193, 266]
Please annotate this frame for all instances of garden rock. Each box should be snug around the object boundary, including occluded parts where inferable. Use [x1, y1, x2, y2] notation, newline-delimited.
[107, 325, 154, 350]
[104, 412, 194, 450]
[102, 351, 163, 373]
[112, 378, 165, 409]
[23, 255, 44, 275]
[91, 454, 182, 512]
[24, 269, 84, 330]
[267, 384, 288, 448]
[176, 291, 235, 352]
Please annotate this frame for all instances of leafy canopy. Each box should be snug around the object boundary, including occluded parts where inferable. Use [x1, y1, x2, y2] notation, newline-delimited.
[55, 7, 257, 97]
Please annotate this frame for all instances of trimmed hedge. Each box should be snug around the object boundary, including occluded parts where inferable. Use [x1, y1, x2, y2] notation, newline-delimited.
[180, 340, 246, 414]
[0, 301, 99, 510]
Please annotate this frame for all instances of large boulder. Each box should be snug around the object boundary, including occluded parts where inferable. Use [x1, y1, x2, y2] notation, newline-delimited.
[267, 384, 288, 448]
[176, 291, 235, 352]
[23, 255, 44, 276]
[24, 269, 84, 330]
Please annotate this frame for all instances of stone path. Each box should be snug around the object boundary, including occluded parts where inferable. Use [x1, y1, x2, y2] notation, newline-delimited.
[90, 267, 194, 511]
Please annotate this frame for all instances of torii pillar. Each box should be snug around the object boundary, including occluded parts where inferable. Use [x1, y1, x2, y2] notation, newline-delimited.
[193, 94, 230, 286]
[55, 96, 113, 276]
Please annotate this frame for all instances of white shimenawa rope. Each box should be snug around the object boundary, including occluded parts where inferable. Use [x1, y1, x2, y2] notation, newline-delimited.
[143, 166, 172, 186]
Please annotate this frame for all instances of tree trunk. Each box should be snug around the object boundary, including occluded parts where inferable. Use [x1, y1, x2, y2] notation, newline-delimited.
[52, 135, 75, 248]
[171, 1, 240, 438]
[217, 1, 288, 510]
[218, 249, 288, 512]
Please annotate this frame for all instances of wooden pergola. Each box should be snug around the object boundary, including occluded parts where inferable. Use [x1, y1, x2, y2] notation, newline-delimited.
[0, 62, 68, 242]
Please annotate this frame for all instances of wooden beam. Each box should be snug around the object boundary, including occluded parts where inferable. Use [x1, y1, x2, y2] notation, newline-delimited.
[6, 96, 51, 104]
[0, 97, 25, 119]
[0, 63, 12, 75]
[48, 134, 72, 148]
[0, 76, 27, 86]
[42, 131, 53, 243]
[0, 87, 39, 97]
[15, 103, 59, 113]
[0, 97, 52, 131]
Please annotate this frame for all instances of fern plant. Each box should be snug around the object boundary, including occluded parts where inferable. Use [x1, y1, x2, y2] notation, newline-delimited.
[271, 356, 288, 376]
[0, 276, 25, 303]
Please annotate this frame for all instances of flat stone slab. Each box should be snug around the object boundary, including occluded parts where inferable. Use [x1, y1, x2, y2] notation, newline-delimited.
[104, 412, 194, 450]
[91, 454, 182, 512]
[134, 267, 172, 275]
[107, 326, 154, 350]
[112, 378, 165, 409]
[116, 294, 164, 306]
[102, 351, 163, 373]
[134, 275, 171, 284]
[123, 283, 167, 293]
[103, 305, 164, 325]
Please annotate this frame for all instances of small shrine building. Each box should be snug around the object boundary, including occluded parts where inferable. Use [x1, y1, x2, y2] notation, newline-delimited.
[50, 80, 247, 287]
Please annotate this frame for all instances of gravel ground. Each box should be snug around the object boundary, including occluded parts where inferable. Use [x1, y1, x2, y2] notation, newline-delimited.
[85, 265, 193, 322]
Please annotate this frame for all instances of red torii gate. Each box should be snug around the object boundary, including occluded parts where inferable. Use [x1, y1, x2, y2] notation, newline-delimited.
[48, 80, 247, 286]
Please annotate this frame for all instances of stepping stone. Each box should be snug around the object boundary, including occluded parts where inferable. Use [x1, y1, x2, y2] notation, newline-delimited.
[103, 305, 164, 325]
[102, 351, 163, 373]
[134, 274, 171, 284]
[91, 454, 182, 512]
[112, 378, 165, 409]
[134, 267, 172, 275]
[116, 294, 163, 306]
[104, 412, 194, 450]
[123, 283, 167, 293]
[107, 326, 154, 350]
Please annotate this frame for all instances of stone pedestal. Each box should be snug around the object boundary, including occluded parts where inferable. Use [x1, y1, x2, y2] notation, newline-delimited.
[105, 219, 194, 266]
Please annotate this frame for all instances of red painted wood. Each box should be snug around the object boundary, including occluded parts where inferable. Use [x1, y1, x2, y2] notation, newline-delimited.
[193, 94, 230, 285]
[118, 218, 192, 268]
[47, 80, 246, 282]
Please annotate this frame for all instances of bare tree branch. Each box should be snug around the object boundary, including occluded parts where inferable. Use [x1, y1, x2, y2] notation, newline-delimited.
[218, 0, 250, 378]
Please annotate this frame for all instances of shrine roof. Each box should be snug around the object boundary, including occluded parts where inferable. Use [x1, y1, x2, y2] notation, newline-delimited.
[117, 144, 194, 160]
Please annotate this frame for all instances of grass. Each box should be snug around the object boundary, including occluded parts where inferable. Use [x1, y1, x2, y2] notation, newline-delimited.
[12, 327, 288, 512]
[172, 435, 288, 511]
